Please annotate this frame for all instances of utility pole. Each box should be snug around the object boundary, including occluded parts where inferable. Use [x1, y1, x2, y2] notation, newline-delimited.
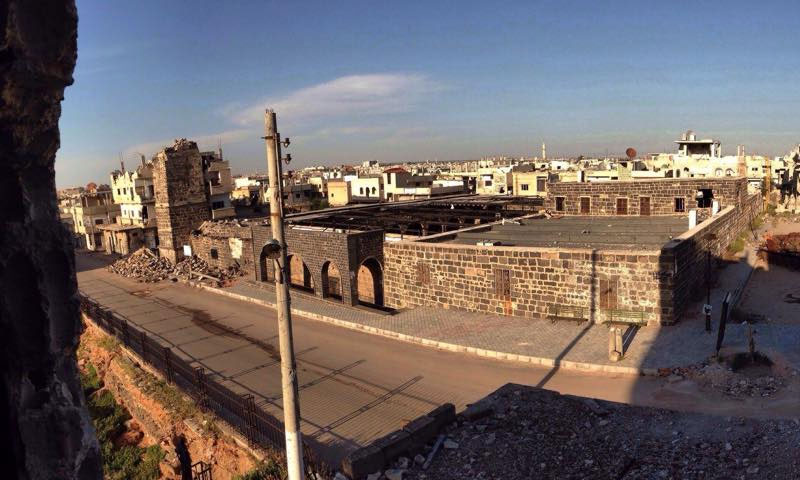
[263, 109, 305, 479]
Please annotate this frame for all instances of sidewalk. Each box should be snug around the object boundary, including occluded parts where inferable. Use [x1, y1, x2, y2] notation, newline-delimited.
[194, 247, 800, 375]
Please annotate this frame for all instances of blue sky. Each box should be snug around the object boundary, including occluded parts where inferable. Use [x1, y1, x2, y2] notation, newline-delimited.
[57, 0, 800, 187]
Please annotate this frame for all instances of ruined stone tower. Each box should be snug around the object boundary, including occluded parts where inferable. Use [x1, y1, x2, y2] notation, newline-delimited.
[153, 139, 211, 263]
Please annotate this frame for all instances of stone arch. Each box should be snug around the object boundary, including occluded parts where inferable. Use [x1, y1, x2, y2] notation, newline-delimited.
[287, 253, 314, 292]
[356, 257, 384, 307]
[321, 260, 343, 301]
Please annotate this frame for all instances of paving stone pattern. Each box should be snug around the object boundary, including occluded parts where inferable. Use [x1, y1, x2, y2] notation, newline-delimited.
[225, 252, 800, 372]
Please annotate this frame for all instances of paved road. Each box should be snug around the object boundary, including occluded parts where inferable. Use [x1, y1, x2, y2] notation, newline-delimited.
[75, 252, 796, 464]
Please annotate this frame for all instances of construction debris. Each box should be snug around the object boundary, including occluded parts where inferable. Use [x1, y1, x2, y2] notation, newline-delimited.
[107, 248, 174, 283]
[405, 383, 800, 480]
[108, 248, 243, 285]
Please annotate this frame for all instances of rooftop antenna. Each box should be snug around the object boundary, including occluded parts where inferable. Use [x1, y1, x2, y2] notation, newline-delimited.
[217, 137, 223, 160]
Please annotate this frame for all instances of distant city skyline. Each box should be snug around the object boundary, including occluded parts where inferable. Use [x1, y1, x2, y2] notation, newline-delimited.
[57, 0, 800, 187]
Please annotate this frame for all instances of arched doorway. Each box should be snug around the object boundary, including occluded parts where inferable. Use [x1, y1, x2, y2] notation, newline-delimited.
[357, 257, 384, 307]
[321, 261, 342, 301]
[287, 254, 314, 293]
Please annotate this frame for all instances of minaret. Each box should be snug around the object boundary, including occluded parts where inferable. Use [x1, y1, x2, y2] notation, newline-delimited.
[542, 142, 547, 161]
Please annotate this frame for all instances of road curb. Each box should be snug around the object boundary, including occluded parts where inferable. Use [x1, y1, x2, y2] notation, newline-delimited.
[189, 282, 657, 377]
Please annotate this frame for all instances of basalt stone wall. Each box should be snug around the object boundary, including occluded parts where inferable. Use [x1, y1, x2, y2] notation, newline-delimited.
[545, 177, 748, 216]
[384, 242, 668, 324]
[1, 1, 102, 478]
[251, 224, 384, 306]
[383, 193, 761, 326]
[189, 223, 254, 275]
[666, 193, 762, 320]
[153, 141, 211, 263]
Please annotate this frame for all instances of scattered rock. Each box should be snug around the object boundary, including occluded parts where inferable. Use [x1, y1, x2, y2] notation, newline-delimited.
[385, 469, 405, 480]
[443, 439, 459, 450]
[414, 454, 425, 465]
[667, 374, 683, 383]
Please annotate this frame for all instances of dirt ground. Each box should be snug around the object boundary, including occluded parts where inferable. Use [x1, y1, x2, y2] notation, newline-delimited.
[738, 218, 800, 324]
[78, 319, 267, 479]
[401, 383, 800, 480]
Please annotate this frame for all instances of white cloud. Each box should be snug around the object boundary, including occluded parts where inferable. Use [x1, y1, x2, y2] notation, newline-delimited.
[124, 128, 253, 158]
[229, 73, 439, 127]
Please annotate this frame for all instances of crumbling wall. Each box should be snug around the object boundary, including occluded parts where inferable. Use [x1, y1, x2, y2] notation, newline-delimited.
[153, 140, 211, 263]
[189, 221, 254, 275]
[0, 1, 102, 478]
[546, 177, 747, 215]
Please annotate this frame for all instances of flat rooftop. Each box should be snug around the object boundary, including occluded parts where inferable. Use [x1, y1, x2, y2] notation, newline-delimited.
[442, 215, 689, 249]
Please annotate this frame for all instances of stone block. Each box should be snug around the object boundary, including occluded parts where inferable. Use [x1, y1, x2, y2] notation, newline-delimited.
[426, 403, 456, 431]
[372, 429, 414, 464]
[340, 443, 384, 480]
[402, 414, 438, 450]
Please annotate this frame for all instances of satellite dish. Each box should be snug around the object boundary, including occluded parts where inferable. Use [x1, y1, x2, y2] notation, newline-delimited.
[625, 147, 637, 160]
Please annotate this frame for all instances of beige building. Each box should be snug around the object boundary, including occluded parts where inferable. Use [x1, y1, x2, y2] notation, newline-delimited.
[103, 160, 158, 254]
[202, 150, 235, 219]
[511, 171, 549, 197]
[477, 166, 513, 195]
[69, 189, 120, 250]
[327, 180, 351, 206]
[110, 160, 156, 227]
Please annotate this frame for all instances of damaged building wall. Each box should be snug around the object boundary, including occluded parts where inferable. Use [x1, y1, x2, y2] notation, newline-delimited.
[189, 221, 255, 275]
[153, 139, 211, 263]
[545, 177, 747, 216]
[0, 1, 102, 478]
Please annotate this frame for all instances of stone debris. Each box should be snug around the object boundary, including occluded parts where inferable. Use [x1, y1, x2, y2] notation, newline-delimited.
[108, 248, 243, 285]
[442, 439, 459, 450]
[672, 361, 789, 398]
[403, 383, 800, 480]
[107, 248, 173, 282]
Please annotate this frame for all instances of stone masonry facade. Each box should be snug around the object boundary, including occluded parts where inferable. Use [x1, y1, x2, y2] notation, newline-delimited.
[664, 193, 762, 320]
[251, 224, 384, 306]
[385, 191, 762, 325]
[385, 242, 666, 324]
[190, 222, 255, 275]
[545, 177, 747, 216]
[152, 139, 211, 263]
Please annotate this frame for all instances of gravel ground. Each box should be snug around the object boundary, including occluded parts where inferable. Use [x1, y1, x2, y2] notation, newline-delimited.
[396, 384, 800, 480]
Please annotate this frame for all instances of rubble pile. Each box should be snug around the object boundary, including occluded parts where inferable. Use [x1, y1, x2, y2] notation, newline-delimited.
[763, 232, 800, 253]
[173, 256, 243, 282]
[108, 249, 243, 284]
[107, 248, 174, 283]
[401, 384, 800, 480]
[683, 362, 787, 398]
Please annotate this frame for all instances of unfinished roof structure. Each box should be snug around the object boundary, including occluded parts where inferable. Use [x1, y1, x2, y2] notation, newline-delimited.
[287, 195, 542, 236]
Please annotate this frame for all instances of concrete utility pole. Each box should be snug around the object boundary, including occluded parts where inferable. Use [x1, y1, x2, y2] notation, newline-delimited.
[263, 109, 305, 479]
